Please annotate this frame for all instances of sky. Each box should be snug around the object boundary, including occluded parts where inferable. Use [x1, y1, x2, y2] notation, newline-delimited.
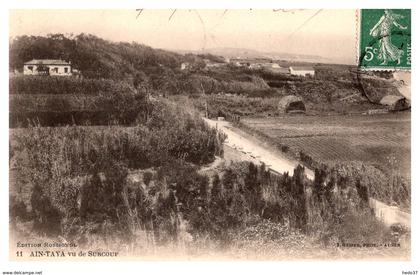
[9, 9, 357, 64]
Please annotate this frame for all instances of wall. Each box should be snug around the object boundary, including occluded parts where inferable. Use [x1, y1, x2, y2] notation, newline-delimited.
[23, 64, 72, 76]
[290, 70, 315, 77]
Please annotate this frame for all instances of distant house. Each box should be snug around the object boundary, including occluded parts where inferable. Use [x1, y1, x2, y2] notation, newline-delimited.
[230, 58, 249, 67]
[180, 62, 190, 70]
[248, 63, 261, 69]
[289, 66, 315, 77]
[23, 59, 72, 76]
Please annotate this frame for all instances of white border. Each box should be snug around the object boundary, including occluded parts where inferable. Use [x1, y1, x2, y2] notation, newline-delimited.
[1, 1, 418, 275]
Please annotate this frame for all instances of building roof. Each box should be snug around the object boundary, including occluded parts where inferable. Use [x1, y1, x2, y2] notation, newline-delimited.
[290, 66, 314, 71]
[24, 59, 71, 66]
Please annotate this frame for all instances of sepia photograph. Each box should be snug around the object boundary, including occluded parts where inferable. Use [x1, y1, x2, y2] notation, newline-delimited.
[6, 8, 413, 263]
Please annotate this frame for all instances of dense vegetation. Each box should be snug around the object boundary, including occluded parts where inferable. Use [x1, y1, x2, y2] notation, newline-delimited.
[10, 100, 226, 241]
[10, 102, 225, 168]
[9, 76, 150, 127]
[10, 34, 183, 80]
[189, 65, 401, 115]
[10, 147, 395, 253]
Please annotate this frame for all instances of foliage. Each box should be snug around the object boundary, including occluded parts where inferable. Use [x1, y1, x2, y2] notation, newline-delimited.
[10, 34, 183, 80]
[191, 94, 279, 119]
[11, 123, 223, 243]
[10, 75, 125, 95]
[11, 128, 394, 250]
[10, 76, 150, 127]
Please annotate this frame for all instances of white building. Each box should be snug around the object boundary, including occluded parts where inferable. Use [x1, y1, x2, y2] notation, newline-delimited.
[23, 59, 72, 76]
[248, 63, 261, 69]
[180, 62, 190, 70]
[289, 66, 315, 77]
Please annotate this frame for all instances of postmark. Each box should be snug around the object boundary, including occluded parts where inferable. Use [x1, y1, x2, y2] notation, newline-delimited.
[359, 9, 411, 71]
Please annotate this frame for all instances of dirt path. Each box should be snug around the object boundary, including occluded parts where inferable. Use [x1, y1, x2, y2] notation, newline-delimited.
[203, 118, 411, 229]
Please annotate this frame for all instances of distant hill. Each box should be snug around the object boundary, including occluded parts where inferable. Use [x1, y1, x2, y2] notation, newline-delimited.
[174, 47, 334, 64]
[9, 33, 187, 80]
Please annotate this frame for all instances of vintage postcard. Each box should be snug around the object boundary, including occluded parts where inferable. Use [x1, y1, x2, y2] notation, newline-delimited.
[5, 8, 413, 266]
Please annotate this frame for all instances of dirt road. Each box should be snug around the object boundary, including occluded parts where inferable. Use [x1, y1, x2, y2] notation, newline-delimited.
[204, 118, 314, 180]
[369, 198, 411, 228]
[204, 118, 411, 229]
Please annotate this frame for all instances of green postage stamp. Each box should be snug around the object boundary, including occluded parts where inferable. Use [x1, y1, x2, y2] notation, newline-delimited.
[359, 9, 411, 70]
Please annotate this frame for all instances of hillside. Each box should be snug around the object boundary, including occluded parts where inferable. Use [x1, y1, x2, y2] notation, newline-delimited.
[9, 33, 404, 116]
[10, 34, 189, 80]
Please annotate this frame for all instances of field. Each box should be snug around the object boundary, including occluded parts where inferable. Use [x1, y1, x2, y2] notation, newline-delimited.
[241, 113, 410, 176]
[238, 112, 411, 209]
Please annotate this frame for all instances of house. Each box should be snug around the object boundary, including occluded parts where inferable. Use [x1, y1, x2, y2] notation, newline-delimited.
[289, 66, 315, 77]
[23, 59, 72, 76]
[248, 63, 262, 69]
[230, 58, 249, 67]
[180, 62, 190, 70]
